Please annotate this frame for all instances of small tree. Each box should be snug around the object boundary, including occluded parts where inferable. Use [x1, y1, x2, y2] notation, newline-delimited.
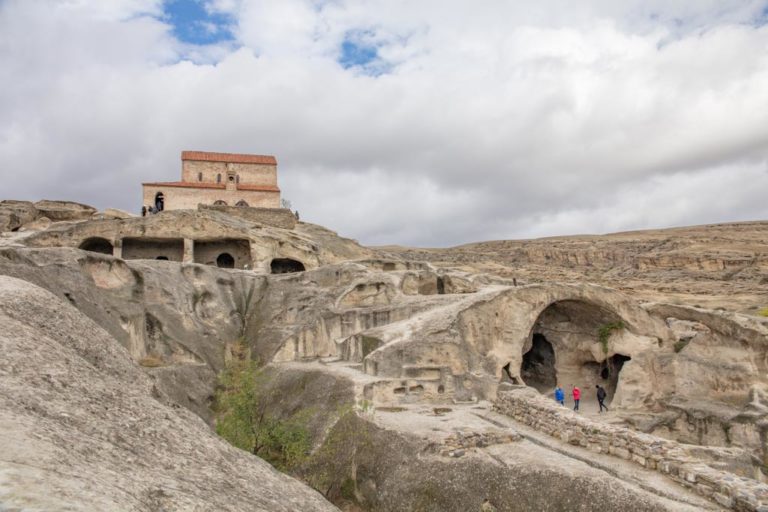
[215, 342, 311, 471]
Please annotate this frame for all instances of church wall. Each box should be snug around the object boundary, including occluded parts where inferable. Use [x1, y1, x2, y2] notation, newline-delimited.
[181, 160, 277, 186]
[142, 185, 279, 211]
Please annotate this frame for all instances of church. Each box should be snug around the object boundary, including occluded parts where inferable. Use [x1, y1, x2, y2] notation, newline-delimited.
[142, 151, 281, 212]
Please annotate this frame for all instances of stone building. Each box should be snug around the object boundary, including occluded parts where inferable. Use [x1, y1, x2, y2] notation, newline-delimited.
[142, 151, 281, 211]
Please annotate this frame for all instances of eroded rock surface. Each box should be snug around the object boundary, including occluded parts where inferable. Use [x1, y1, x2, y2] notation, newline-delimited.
[2, 203, 768, 511]
[0, 275, 338, 512]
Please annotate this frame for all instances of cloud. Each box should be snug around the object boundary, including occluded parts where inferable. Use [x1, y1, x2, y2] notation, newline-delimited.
[1, 0, 767, 246]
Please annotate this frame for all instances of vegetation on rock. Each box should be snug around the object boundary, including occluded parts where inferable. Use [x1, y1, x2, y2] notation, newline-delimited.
[597, 321, 625, 354]
[215, 340, 311, 471]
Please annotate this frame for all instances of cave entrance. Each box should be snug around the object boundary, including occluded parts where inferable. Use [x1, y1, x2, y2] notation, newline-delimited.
[216, 252, 235, 268]
[79, 237, 113, 255]
[521, 333, 557, 392]
[600, 353, 631, 396]
[270, 258, 305, 274]
[525, 299, 627, 396]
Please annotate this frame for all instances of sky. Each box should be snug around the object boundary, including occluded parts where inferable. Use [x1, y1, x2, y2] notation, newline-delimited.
[1, 0, 768, 247]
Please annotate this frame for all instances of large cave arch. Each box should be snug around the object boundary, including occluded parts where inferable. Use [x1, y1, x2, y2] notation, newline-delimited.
[521, 300, 630, 401]
[79, 237, 113, 255]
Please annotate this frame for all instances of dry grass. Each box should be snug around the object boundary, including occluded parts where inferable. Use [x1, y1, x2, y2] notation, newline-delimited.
[138, 354, 165, 367]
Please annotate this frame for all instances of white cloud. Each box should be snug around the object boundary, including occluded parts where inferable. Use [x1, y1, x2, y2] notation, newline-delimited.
[1, 0, 767, 246]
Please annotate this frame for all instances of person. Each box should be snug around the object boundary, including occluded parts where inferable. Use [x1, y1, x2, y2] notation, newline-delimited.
[571, 384, 581, 411]
[480, 498, 498, 512]
[596, 384, 608, 413]
[554, 385, 565, 406]
[141, 206, 147, 217]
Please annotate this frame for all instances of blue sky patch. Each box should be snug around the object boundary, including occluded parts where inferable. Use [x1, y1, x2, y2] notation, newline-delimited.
[163, 0, 234, 45]
[338, 31, 391, 76]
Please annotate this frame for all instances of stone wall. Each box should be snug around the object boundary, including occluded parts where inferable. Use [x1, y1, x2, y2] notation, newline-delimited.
[142, 185, 279, 211]
[494, 388, 768, 511]
[198, 205, 297, 229]
[181, 160, 277, 186]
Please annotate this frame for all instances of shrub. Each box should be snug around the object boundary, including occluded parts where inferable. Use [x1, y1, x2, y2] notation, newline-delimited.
[597, 321, 625, 354]
[214, 341, 311, 471]
[758, 307, 768, 318]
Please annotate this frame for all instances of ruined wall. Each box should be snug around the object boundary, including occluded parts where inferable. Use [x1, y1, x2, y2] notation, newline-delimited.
[142, 185, 279, 211]
[495, 388, 768, 511]
[193, 239, 251, 269]
[122, 238, 185, 261]
[181, 160, 277, 186]
[198, 205, 296, 229]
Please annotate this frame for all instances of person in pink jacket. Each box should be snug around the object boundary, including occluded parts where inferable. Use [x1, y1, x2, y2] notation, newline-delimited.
[571, 384, 581, 411]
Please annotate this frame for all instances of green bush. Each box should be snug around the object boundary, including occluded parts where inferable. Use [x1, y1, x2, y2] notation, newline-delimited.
[215, 345, 311, 471]
[758, 307, 768, 318]
[597, 321, 625, 354]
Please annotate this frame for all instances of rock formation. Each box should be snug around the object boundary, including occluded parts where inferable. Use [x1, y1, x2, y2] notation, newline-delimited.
[1, 202, 768, 511]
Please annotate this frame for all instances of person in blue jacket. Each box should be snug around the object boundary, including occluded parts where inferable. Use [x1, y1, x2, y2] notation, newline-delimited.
[554, 385, 565, 406]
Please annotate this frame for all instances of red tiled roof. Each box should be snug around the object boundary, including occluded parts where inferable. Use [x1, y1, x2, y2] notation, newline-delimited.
[142, 181, 280, 192]
[181, 151, 277, 165]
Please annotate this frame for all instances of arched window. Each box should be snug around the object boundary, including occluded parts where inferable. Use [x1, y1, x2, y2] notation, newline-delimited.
[236, 175, 240, 184]
[235, 200, 249, 207]
[198, 172, 202, 181]
[213, 200, 227, 206]
[216, 173, 221, 183]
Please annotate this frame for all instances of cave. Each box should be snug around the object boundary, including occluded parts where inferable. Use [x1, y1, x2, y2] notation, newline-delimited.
[521, 333, 557, 392]
[79, 237, 113, 255]
[600, 353, 631, 396]
[528, 300, 629, 398]
[194, 238, 251, 269]
[270, 258, 305, 274]
[122, 238, 184, 262]
[216, 252, 235, 268]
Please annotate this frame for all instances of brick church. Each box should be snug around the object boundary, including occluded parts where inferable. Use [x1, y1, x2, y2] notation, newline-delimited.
[142, 151, 281, 212]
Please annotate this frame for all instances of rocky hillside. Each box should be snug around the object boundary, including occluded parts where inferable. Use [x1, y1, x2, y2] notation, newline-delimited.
[0, 275, 338, 511]
[381, 221, 768, 314]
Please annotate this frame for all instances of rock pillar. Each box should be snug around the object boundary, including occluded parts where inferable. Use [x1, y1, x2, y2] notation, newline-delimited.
[113, 239, 123, 259]
[183, 238, 194, 263]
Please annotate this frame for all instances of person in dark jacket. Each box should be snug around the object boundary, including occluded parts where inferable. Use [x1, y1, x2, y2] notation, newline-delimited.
[596, 385, 608, 413]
